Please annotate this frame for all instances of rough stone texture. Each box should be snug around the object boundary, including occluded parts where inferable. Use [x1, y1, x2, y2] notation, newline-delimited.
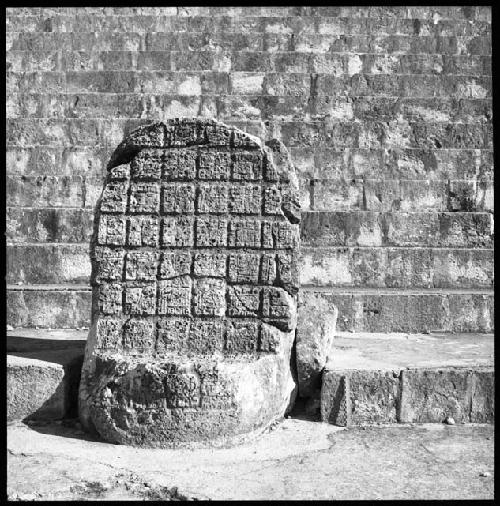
[470, 369, 495, 422]
[399, 367, 495, 424]
[7, 420, 495, 500]
[8, 356, 67, 421]
[296, 292, 338, 398]
[6, 287, 494, 333]
[303, 289, 494, 333]
[320, 332, 494, 426]
[6, 7, 493, 335]
[321, 370, 400, 426]
[399, 368, 472, 423]
[7, 348, 83, 421]
[78, 118, 301, 446]
[7, 330, 87, 421]
[322, 367, 495, 426]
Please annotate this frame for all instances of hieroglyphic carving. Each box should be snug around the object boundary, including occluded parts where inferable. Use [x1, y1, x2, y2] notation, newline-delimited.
[81, 118, 301, 446]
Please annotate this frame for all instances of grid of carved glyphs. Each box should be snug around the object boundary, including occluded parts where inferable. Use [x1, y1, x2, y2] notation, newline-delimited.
[93, 135, 299, 361]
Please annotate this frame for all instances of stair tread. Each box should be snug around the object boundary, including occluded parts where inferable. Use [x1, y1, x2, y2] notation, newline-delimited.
[327, 332, 494, 371]
[7, 284, 91, 291]
[302, 287, 494, 294]
[7, 329, 88, 353]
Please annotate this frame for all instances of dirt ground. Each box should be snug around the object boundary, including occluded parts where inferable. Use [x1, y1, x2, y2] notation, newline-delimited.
[7, 417, 494, 501]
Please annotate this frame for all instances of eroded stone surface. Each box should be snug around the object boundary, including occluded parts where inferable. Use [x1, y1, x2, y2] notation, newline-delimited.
[79, 118, 301, 446]
[296, 293, 338, 398]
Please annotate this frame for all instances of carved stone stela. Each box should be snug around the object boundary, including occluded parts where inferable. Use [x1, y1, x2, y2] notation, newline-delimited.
[78, 119, 301, 446]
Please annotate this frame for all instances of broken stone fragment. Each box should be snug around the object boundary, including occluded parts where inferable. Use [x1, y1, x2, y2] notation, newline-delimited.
[79, 118, 301, 447]
[296, 293, 338, 399]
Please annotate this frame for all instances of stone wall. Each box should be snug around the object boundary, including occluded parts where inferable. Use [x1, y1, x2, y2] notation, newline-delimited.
[6, 6, 493, 332]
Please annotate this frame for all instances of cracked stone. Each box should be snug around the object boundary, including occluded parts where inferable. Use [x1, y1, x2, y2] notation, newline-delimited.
[79, 118, 301, 447]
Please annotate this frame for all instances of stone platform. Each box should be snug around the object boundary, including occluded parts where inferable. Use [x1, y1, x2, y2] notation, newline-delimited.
[7, 329, 494, 425]
[321, 332, 494, 426]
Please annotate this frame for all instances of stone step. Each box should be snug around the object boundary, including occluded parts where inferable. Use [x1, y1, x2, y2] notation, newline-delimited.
[6, 174, 494, 212]
[302, 288, 494, 333]
[290, 147, 493, 181]
[7, 329, 87, 422]
[4, 11, 492, 34]
[7, 285, 92, 329]
[300, 247, 493, 289]
[4, 5, 492, 20]
[7, 146, 493, 182]
[300, 211, 493, 249]
[7, 243, 494, 289]
[7, 285, 494, 333]
[6, 32, 492, 56]
[6, 208, 493, 248]
[7, 328, 494, 426]
[321, 332, 494, 426]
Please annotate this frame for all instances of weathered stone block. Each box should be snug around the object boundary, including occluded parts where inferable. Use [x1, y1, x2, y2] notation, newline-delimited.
[260, 253, 277, 285]
[196, 216, 227, 247]
[229, 184, 261, 214]
[159, 251, 191, 279]
[162, 184, 195, 214]
[225, 321, 259, 353]
[205, 123, 232, 146]
[157, 277, 192, 316]
[348, 370, 400, 424]
[124, 283, 157, 315]
[273, 222, 300, 249]
[263, 186, 282, 215]
[128, 216, 159, 247]
[296, 293, 338, 398]
[94, 247, 125, 283]
[193, 278, 226, 317]
[100, 181, 129, 213]
[129, 182, 160, 213]
[162, 216, 194, 247]
[276, 251, 299, 293]
[123, 318, 156, 352]
[125, 251, 158, 281]
[98, 282, 123, 315]
[164, 118, 200, 146]
[79, 119, 300, 447]
[163, 149, 196, 180]
[262, 287, 296, 331]
[232, 152, 262, 181]
[188, 320, 225, 355]
[95, 318, 123, 350]
[193, 252, 226, 277]
[227, 285, 261, 317]
[156, 317, 187, 354]
[7, 354, 79, 422]
[130, 149, 162, 180]
[197, 184, 229, 213]
[321, 370, 400, 426]
[228, 253, 260, 284]
[399, 368, 472, 423]
[98, 215, 127, 246]
[198, 150, 231, 180]
[470, 369, 494, 422]
[228, 219, 261, 248]
[320, 373, 350, 426]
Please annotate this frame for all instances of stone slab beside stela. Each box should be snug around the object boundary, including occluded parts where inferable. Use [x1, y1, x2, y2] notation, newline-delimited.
[78, 118, 301, 447]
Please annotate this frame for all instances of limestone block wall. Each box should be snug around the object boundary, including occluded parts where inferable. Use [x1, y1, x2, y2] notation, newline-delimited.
[6, 6, 493, 332]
